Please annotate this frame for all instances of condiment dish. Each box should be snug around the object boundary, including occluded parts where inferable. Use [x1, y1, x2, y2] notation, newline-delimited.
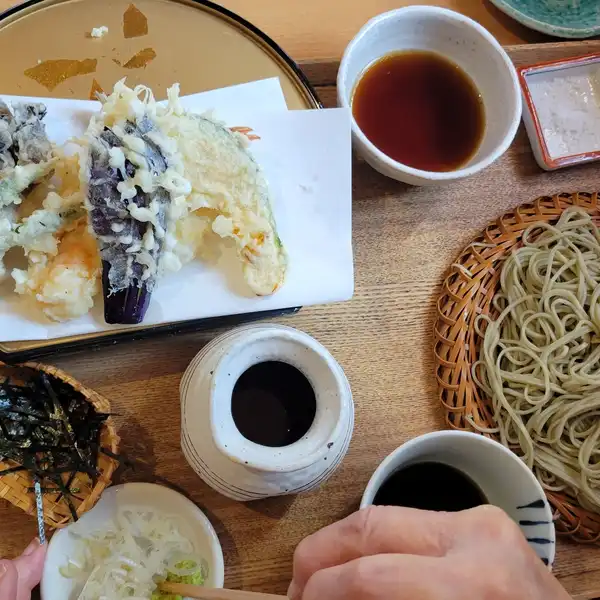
[338, 6, 522, 185]
[519, 53, 600, 170]
[41, 483, 225, 600]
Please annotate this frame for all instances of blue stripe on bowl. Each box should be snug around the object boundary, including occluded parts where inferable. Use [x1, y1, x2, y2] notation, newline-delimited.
[527, 537, 554, 545]
[517, 499, 546, 510]
[515, 496, 554, 566]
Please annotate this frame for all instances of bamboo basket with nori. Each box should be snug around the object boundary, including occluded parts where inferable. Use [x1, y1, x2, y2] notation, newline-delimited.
[0, 362, 119, 528]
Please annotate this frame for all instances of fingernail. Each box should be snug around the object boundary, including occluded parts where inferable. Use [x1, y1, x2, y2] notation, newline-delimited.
[287, 581, 299, 599]
[22, 538, 40, 556]
[0, 562, 7, 580]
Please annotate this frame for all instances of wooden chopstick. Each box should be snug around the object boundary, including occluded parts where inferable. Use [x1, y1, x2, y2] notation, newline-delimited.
[158, 582, 287, 599]
[161, 582, 600, 600]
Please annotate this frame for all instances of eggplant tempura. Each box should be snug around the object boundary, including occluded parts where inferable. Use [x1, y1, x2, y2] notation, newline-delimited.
[84, 87, 178, 324]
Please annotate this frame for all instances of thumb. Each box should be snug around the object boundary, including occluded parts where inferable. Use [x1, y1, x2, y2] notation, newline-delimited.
[0, 560, 19, 600]
[14, 539, 47, 597]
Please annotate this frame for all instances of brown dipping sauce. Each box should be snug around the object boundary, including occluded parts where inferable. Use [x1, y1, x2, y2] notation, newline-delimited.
[352, 51, 485, 172]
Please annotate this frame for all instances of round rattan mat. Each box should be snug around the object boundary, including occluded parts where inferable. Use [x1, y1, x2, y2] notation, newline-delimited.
[0, 362, 119, 528]
[434, 191, 600, 543]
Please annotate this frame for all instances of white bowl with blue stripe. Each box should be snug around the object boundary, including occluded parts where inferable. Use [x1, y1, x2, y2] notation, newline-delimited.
[362, 430, 555, 567]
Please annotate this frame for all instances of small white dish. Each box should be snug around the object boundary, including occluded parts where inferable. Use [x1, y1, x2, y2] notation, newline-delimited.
[519, 53, 600, 170]
[361, 431, 555, 567]
[181, 324, 354, 501]
[337, 6, 522, 186]
[41, 483, 225, 600]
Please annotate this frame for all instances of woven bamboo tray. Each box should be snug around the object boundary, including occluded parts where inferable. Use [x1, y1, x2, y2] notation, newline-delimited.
[0, 362, 120, 528]
[434, 192, 600, 543]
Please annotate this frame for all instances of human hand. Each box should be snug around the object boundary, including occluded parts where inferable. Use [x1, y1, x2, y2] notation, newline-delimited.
[289, 505, 569, 600]
[0, 539, 47, 600]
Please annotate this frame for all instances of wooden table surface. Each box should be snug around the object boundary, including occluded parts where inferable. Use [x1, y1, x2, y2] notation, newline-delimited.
[1, 0, 600, 598]
[1, 0, 551, 61]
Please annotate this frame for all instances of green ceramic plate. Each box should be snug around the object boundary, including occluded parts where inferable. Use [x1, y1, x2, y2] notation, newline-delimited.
[489, 0, 600, 39]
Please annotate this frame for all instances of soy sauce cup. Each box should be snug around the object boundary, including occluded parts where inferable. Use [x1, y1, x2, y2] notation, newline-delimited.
[181, 324, 354, 501]
[361, 431, 555, 567]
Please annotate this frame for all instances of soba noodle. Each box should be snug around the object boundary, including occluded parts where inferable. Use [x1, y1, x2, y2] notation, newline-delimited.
[473, 207, 600, 511]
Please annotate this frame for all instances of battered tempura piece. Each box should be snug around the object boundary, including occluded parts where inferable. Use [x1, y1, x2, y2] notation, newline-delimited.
[0, 100, 15, 172]
[84, 83, 177, 324]
[11, 103, 53, 164]
[0, 99, 55, 279]
[163, 112, 287, 296]
[9, 151, 100, 322]
[13, 219, 101, 321]
[0, 100, 54, 207]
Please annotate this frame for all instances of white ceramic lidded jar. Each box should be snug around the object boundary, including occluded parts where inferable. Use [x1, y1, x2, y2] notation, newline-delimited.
[180, 324, 354, 501]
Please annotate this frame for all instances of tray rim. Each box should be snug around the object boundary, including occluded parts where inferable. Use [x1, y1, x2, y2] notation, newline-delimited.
[0, 0, 319, 358]
[0, 0, 322, 109]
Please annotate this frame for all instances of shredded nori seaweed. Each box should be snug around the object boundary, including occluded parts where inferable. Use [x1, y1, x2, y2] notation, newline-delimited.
[0, 369, 118, 522]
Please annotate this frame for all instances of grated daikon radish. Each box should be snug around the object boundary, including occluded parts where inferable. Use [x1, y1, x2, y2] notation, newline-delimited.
[60, 508, 207, 600]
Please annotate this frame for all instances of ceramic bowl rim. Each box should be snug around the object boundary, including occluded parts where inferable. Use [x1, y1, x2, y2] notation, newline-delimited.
[207, 324, 353, 473]
[337, 5, 523, 182]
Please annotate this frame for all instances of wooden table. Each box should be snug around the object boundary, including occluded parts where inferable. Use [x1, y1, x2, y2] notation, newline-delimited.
[0, 0, 552, 61]
[1, 0, 600, 598]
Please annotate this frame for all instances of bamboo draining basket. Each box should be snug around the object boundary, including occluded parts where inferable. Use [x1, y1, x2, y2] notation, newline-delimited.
[434, 192, 600, 543]
[0, 362, 119, 528]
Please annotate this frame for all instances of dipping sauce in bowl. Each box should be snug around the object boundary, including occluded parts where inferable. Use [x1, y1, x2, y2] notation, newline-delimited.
[352, 50, 485, 172]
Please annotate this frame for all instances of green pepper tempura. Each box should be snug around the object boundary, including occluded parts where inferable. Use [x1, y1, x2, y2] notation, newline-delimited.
[152, 560, 206, 600]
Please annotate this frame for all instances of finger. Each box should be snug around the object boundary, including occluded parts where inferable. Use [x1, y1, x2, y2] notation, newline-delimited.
[21, 539, 40, 558]
[290, 506, 458, 596]
[0, 560, 19, 600]
[14, 540, 47, 599]
[301, 554, 455, 600]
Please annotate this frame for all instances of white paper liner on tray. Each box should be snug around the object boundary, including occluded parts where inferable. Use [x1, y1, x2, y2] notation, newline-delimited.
[0, 78, 354, 342]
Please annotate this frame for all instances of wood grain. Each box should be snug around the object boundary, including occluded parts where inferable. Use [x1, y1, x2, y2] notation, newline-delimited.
[0, 0, 552, 62]
[1, 32, 600, 600]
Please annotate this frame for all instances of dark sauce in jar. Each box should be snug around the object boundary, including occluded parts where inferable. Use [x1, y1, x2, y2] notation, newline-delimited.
[373, 462, 487, 512]
[231, 361, 316, 447]
[352, 50, 485, 172]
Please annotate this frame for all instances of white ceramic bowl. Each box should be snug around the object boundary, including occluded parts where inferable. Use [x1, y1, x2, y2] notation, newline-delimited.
[181, 324, 354, 501]
[41, 483, 225, 600]
[338, 6, 522, 185]
[361, 431, 556, 567]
